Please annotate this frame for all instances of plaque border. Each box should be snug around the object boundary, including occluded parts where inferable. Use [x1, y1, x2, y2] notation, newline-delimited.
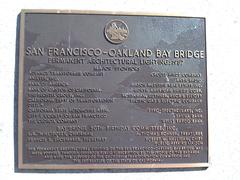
[18, 9, 209, 170]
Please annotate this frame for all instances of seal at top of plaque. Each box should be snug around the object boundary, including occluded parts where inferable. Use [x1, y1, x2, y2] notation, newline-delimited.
[104, 19, 129, 44]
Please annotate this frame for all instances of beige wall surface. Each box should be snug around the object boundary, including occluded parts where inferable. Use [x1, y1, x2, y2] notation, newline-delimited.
[0, 0, 239, 179]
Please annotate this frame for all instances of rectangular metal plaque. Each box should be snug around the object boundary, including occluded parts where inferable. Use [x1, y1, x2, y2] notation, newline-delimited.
[17, 9, 208, 171]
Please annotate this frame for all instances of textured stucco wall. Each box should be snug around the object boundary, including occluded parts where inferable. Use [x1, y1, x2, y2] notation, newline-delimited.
[0, 0, 240, 179]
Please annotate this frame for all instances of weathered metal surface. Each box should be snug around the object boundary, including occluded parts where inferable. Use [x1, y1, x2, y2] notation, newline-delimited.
[17, 10, 208, 171]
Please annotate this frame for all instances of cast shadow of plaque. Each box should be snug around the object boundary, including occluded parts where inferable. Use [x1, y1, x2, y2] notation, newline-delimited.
[13, 12, 208, 173]
[14, 13, 20, 173]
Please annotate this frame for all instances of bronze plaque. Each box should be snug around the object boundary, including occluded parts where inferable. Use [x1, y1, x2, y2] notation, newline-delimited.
[17, 9, 208, 171]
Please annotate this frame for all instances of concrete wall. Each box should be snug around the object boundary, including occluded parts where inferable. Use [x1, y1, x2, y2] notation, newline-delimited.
[0, 0, 239, 179]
